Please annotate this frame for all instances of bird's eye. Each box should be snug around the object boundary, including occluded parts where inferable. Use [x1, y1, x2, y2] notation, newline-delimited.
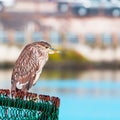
[45, 46, 49, 49]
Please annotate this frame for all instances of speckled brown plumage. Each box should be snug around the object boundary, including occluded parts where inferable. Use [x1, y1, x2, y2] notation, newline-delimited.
[11, 41, 51, 93]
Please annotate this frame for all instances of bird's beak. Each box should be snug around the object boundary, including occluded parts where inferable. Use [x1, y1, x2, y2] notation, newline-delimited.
[48, 47, 61, 54]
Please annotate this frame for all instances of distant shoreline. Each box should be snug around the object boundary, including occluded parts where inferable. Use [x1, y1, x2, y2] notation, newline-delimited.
[1, 61, 120, 70]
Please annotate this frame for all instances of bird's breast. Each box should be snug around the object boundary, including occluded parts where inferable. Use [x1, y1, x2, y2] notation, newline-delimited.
[33, 52, 48, 85]
[33, 71, 41, 85]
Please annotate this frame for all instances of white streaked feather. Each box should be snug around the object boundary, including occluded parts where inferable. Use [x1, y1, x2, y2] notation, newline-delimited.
[16, 81, 29, 89]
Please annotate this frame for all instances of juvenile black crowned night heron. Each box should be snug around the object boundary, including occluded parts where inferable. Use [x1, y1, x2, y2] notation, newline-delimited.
[11, 41, 56, 93]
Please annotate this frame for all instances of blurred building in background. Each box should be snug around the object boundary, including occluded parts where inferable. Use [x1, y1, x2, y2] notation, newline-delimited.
[1, 0, 120, 65]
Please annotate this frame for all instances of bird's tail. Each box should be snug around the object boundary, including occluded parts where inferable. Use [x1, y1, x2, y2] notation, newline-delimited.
[11, 81, 19, 93]
[15, 87, 20, 92]
[11, 85, 21, 93]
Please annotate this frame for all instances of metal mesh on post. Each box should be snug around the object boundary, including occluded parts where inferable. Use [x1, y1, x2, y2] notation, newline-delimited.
[0, 89, 60, 120]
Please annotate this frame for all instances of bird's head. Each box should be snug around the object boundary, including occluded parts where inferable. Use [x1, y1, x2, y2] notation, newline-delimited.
[38, 41, 60, 54]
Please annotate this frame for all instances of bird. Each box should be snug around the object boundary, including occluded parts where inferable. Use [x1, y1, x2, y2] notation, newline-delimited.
[11, 41, 56, 93]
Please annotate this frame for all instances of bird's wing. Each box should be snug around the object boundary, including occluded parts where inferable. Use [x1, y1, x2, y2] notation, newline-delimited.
[11, 45, 40, 90]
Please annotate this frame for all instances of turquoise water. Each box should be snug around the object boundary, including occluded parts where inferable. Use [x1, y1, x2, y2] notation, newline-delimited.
[31, 80, 120, 120]
[0, 70, 120, 120]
